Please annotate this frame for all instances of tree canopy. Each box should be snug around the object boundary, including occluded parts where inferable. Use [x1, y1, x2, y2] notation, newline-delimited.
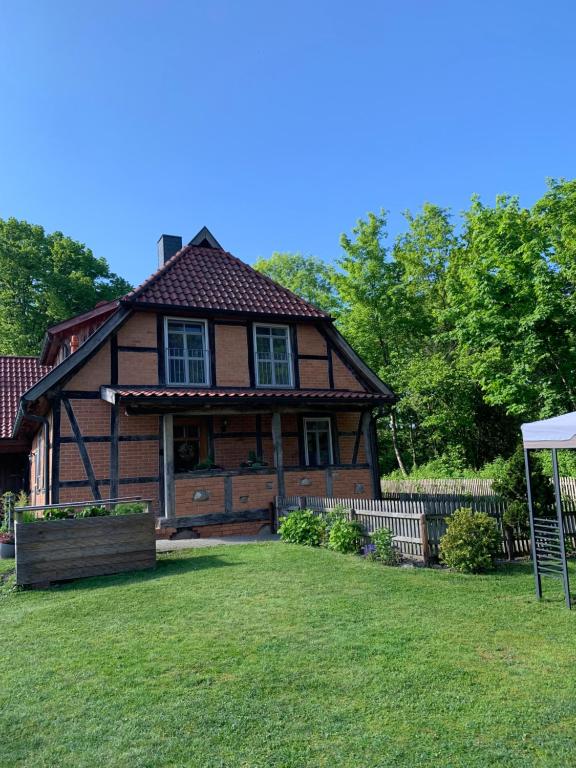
[256, 178, 576, 476]
[0, 218, 131, 355]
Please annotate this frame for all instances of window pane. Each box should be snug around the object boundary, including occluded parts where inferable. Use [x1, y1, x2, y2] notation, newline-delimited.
[258, 360, 273, 385]
[169, 357, 186, 383]
[306, 431, 319, 466]
[188, 358, 206, 384]
[272, 336, 288, 358]
[317, 430, 330, 464]
[256, 326, 271, 338]
[256, 335, 271, 357]
[168, 332, 184, 351]
[274, 361, 290, 386]
[305, 420, 331, 466]
[186, 333, 204, 352]
[271, 327, 286, 337]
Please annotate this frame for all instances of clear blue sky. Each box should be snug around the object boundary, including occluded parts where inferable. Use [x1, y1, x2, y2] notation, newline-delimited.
[1, 1, 575, 286]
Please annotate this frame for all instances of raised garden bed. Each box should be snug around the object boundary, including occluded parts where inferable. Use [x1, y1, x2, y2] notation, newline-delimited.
[15, 507, 156, 587]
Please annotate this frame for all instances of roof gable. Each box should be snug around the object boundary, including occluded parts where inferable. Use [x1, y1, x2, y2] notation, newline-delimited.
[123, 245, 328, 319]
[0, 357, 51, 439]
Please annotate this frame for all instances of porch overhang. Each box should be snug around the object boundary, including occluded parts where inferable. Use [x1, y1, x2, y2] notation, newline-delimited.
[100, 385, 391, 413]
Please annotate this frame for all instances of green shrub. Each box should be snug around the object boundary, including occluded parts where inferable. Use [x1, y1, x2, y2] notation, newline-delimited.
[278, 509, 326, 546]
[76, 505, 108, 518]
[327, 517, 364, 554]
[440, 507, 500, 573]
[112, 502, 146, 515]
[370, 527, 400, 565]
[43, 507, 71, 520]
[15, 490, 29, 508]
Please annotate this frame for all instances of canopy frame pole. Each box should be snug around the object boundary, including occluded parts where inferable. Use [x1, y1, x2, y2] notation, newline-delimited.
[524, 448, 541, 600]
[551, 448, 571, 609]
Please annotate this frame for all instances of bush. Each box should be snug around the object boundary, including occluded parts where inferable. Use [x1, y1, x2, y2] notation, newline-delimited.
[278, 509, 326, 546]
[112, 502, 146, 515]
[440, 507, 500, 573]
[327, 517, 364, 554]
[43, 507, 71, 520]
[76, 505, 108, 518]
[493, 445, 554, 532]
[369, 527, 400, 565]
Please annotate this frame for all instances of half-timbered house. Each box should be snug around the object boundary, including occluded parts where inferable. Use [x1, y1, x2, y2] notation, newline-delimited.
[11, 228, 395, 537]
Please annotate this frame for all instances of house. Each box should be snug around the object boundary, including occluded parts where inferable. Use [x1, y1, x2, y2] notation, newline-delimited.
[0, 356, 51, 492]
[11, 227, 395, 537]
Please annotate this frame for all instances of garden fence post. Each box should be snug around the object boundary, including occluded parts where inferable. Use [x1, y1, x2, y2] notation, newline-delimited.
[269, 501, 276, 534]
[419, 512, 430, 566]
[298, 496, 307, 509]
[350, 507, 357, 521]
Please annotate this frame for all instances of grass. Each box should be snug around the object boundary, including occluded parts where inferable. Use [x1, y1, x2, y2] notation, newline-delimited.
[1, 545, 576, 768]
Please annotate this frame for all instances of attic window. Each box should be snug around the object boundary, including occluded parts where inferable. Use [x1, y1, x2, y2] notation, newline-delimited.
[165, 318, 209, 385]
[254, 324, 293, 387]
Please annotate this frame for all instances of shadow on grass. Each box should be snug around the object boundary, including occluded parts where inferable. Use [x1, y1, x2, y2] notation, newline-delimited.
[34, 550, 237, 593]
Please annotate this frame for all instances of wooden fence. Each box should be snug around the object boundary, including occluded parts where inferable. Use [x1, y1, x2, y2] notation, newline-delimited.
[276, 493, 576, 562]
[381, 476, 576, 499]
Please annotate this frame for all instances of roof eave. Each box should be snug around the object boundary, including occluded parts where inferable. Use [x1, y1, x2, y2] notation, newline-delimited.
[120, 297, 328, 322]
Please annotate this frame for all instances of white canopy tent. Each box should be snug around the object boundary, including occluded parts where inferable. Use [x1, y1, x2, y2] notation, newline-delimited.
[521, 412, 573, 608]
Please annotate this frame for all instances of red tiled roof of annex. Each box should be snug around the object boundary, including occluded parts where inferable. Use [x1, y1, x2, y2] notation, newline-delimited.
[124, 245, 328, 319]
[0, 357, 51, 438]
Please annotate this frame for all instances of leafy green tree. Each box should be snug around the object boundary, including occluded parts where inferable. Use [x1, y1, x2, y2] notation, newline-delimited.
[447, 195, 576, 420]
[0, 218, 131, 355]
[253, 252, 341, 316]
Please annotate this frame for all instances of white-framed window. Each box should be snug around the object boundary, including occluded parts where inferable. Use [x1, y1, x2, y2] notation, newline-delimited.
[34, 432, 44, 491]
[254, 324, 293, 387]
[165, 318, 210, 385]
[304, 418, 333, 466]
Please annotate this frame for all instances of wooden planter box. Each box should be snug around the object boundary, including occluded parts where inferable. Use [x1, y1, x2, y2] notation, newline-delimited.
[15, 512, 156, 587]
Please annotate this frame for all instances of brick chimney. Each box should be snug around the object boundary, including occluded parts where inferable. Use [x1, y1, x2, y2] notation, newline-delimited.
[157, 234, 182, 268]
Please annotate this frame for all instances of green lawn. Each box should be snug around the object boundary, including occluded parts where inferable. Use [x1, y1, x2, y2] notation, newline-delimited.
[1, 545, 576, 768]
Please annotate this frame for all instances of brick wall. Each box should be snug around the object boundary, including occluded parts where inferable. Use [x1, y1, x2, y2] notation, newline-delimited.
[284, 470, 327, 497]
[117, 311, 157, 347]
[297, 325, 327, 355]
[118, 351, 158, 385]
[331, 468, 372, 497]
[175, 476, 226, 517]
[215, 324, 250, 386]
[299, 359, 330, 389]
[232, 474, 277, 512]
[336, 412, 366, 464]
[332, 354, 364, 391]
[65, 341, 111, 391]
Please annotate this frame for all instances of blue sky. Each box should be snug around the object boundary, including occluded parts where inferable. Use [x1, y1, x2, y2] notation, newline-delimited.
[1, 1, 575, 286]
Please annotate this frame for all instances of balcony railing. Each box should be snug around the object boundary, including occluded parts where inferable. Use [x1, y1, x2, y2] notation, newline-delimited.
[166, 348, 209, 385]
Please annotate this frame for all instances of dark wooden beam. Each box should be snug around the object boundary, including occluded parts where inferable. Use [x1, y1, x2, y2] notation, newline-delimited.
[61, 398, 101, 501]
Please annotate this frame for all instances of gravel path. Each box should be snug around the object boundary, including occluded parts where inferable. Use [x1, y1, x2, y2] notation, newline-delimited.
[157, 534, 279, 552]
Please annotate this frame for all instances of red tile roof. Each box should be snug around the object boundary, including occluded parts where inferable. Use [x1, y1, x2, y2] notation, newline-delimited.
[0, 357, 51, 439]
[103, 386, 391, 404]
[123, 245, 328, 319]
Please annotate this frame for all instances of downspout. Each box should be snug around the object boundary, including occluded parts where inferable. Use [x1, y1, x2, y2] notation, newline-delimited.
[25, 413, 51, 506]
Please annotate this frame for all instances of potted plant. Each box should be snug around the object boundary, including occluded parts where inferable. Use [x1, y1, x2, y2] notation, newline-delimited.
[240, 450, 268, 469]
[0, 524, 15, 559]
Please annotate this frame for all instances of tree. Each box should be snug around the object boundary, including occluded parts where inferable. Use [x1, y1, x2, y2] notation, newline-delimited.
[0, 218, 131, 355]
[253, 252, 341, 316]
[335, 211, 423, 475]
[447, 195, 576, 421]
